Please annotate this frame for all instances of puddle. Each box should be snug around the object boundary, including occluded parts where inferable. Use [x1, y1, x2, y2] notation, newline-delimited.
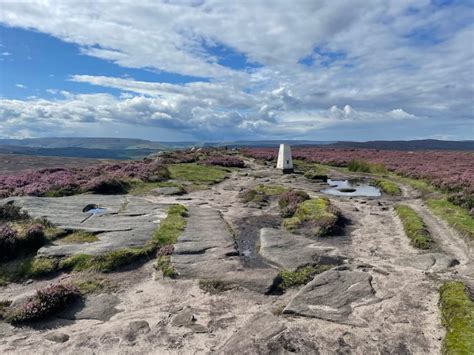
[321, 179, 381, 197]
[235, 215, 282, 268]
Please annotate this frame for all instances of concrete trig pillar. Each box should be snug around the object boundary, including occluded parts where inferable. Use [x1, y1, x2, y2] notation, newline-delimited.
[276, 144, 293, 173]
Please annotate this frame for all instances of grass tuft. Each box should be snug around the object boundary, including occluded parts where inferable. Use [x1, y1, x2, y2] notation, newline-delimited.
[395, 204, 432, 249]
[58, 230, 99, 244]
[283, 198, 340, 237]
[348, 160, 387, 174]
[439, 281, 474, 354]
[168, 163, 229, 185]
[375, 179, 402, 195]
[272, 265, 332, 293]
[199, 279, 234, 294]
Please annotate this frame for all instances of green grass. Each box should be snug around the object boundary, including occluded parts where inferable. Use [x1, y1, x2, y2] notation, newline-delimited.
[57, 230, 99, 244]
[391, 175, 437, 194]
[128, 180, 185, 195]
[156, 256, 177, 278]
[348, 160, 387, 174]
[240, 184, 288, 204]
[255, 184, 288, 196]
[0, 256, 59, 285]
[275, 265, 332, 292]
[168, 163, 229, 185]
[294, 160, 329, 173]
[74, 276, 117, 295]
[439, 281, 474, 354]
[375, 179, 402, 195]
[152, 204, 188, 248]
[283, 198, 339, 237]
[427, 199, 474, 240]
[395, 205, 432, 249]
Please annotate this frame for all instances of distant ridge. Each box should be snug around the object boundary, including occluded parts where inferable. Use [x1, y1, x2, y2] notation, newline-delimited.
[0, 138, 471, 160]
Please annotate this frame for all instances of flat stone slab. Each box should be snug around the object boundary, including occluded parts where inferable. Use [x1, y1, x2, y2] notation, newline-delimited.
[2, 195, 168, 256]
[152, 186, 183, 196]
[58, 294, 121, 321]
[396, 253, 459, 272]
[259, 228, 344, 270]
[171, 207, 277, 293]
[283, 269, 380, 325]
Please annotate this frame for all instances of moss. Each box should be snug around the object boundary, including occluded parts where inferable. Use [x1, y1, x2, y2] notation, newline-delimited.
[74, 276, 117, 295]
[168, 163, 229, 185]
[58, 230, 99, 244]
[0, 256, 59, 284]
[255, 184, 288, 196]
[59, 247, 150, 273]
[199, 279, 234, 294]
[375, 179, 402, 195]
[427, 199, 474, 240]
[439, 281, 474, 354]
[395, 204, 432, 249]
[283, 198, 340, 237]
[128, 180, 186, 196]
[274, 265, 332, 292]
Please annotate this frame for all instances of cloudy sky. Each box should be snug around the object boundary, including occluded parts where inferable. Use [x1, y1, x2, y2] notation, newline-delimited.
[0, 0, 473, 141]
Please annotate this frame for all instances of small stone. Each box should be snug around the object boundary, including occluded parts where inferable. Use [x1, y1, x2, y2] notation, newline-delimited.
[129, 320, 151, 334]
[45, 332, 69, 343]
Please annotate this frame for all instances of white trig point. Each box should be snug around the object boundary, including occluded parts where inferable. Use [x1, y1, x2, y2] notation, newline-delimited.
[276, 144, 294, 173]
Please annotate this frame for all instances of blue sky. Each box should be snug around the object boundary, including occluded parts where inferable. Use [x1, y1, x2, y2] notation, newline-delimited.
[0, 1, 473, 141]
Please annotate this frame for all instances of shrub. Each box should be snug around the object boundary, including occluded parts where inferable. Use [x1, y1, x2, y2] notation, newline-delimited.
[0, 224, 18, 261]
[0, 203, 29, 222]
[84, 177, 130, 194]
[278, 191, 310, 217]
[6, 283, 81, 324]
[201, 155, 245, 168]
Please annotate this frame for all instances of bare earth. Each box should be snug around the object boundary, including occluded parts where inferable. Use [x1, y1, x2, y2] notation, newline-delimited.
[0, 158, 472, 354]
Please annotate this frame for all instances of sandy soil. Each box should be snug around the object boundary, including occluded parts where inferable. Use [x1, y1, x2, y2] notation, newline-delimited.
[0, 159, 471, 354]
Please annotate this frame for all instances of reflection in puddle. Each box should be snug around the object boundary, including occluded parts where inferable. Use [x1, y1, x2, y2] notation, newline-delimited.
[321, 179, 381, 197]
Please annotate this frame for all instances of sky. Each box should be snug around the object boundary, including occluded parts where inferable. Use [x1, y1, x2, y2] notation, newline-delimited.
[0, 0, 473, 142]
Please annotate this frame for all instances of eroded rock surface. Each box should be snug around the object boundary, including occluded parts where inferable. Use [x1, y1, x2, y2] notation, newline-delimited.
[172, 207, 277, 293]
[283, 268, 380, 325]
[2, 195, 169, 256]
[259, 227, 344, 270]
[396, 252, 459, 272]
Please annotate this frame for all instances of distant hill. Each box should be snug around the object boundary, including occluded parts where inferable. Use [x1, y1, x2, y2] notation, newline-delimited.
[0, 138, 471, 160]
[324, 139, 474, 151]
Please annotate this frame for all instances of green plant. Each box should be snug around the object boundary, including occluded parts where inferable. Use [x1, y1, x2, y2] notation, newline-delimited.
[348, 160, 387, 174]
[439, 281, 474, 354]
[168, 163, 229, 185]
[283, 198, 340, 237]
[375, 179, 402, 195]
[155, 256, 177, 278]
[58, 230, 99, 244]
[273, 265, 332, 292]
[395, 205, 432, 249]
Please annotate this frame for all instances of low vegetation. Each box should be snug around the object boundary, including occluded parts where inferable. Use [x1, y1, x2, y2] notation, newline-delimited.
[283, 197, 340, 237]
[0, 223, 46, 262]
[293, 160, 329, 181]
[57, 230, 99, 244]
[395, 205, 432, 249]
[278, 190, 310, 217]
[128, 181, 185, 196]
[199, 279, 235, 294]
[240, 184, 288, 205]
[5, 282, 81, 324]
[271, 265, 332, 293]
[427, 199, 474, 239]
[168, 163, 229, 185]
[348, 160, 387, 174]
[375, 179, 402, 195]
[439, 281, 474, 354]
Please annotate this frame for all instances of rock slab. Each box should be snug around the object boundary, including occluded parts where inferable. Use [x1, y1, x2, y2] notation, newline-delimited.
[283, 269, 380, 325]
[2, 195, 169, 256]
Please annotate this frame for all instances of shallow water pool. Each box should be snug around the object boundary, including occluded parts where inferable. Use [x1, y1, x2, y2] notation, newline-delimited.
[321, 179, 381, 197]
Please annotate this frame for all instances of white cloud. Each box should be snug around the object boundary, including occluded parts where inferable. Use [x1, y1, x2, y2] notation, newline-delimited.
[1, 51, 11, 56]
[15, 84, 26, 89]
[0, 1, 472, 139]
